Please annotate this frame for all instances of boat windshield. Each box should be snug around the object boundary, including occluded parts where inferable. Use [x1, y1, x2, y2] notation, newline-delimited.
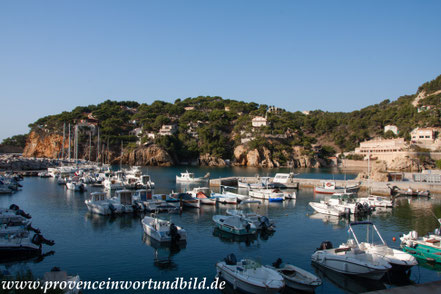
[349, 223, 385, 246]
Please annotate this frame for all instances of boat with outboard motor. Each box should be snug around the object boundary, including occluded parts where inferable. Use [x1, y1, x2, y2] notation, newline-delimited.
[249, 188, 295, 201]
[342, 221, 417, 271]
[226, 209, 274, 231]
[141, 214, 186, 243]
[266, 258, 321, 292]
[216, 254, 285, 294]
[212, 215, 257, 235]
[311, 241, 392, 280]
[357, 195, 393, 208]
[308, 193, 371, 217]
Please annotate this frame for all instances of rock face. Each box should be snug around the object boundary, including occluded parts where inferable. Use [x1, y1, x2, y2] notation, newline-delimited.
[23, 131, 67, 158]
[233, 144, 322, 168]
[120, 145, 174, 166]
[198, 153, 227, 167]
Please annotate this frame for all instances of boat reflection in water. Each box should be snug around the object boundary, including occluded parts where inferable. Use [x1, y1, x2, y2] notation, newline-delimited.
[312, 263, 387, 294]
[84, 212, 139, 231]
[142, 234, 186, 271]
[308, 213, 349, 229]
[212, 228, 258, 246]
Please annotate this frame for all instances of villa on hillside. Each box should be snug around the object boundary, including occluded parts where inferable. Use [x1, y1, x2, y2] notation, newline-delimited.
[159, 124, 177, 136]
[130, 127, 143, 138]
[354, 138, 408, 156]
[252, 116, 267, 127]
[384, 125, 398, 135]
[411, 127, 437, 142]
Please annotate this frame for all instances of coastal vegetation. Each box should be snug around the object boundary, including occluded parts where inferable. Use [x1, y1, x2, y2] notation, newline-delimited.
[20, 74, 441, 166]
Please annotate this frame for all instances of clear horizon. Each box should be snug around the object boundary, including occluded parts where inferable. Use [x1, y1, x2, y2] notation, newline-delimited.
[1, 0, 441, 140]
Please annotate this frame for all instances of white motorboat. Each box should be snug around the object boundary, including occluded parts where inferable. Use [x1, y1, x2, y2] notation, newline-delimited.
[56, 177, 66, 185]
[109, 190, 134, 213]
[187, 187, 216, 205]
[216, 254, 284, 294]
[141, 215, 186, 243]
[85, 192, 111, 215]
[314, 181, 360, 194]
[343, 221, 417, 271]
[249, 188, 294, 201]
[43, 267, 80, 294]
[65, 180, 86, 192]
[176, 170, 209, 183]
[357, 195, 393, 208]
[212, 215, 257, 235]
[271, 172, 299, 188]
[211, 192, 238, 204]
[224, 191, 249, 202]
[267, 258, 321, 292]
[226, 209, 274, 230]
[0, 229, 55, 260]
[308, 193, 370, 217]
[311, 241, 391, 280]
[103, 171, 125, 191]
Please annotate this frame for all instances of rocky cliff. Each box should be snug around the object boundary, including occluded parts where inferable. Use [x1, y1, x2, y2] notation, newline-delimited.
[118, 145, 175, 166]
[232, 144, 324, 168]
[23, 131, 67, 158]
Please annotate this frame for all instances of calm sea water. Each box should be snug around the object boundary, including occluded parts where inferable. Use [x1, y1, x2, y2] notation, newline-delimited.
[1, 166, 441, 293]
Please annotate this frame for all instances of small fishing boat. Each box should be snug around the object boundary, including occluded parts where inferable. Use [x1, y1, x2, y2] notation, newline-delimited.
[65, 180, 86, 192]
[343, 221, 417, 271]
[85, 192, 111, 215]
[357, 195, 393, 208]
[212, 192, 238, 205]
[271, 173, 299, 189]
[249, 188, 295, 201]
[267, 258, 321, 292]
[314, 181, 360, 194]
[109, 190, 134, 213]
[177, 193, 200, 208]
[399, 188, 430, 197]
[226, 209, 274, 230]
[212, 215, 257, 235]
[400, 218, 441, 263]
[0, 229, 54, 261]
[176, 171, 209, 183]
[216, 254, 284, 294]
[187, 187, 216, 205]
[311, 241, 391, 280]
[141, 214, 186, 243]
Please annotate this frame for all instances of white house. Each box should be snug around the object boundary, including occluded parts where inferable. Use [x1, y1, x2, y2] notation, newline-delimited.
[411, 127, 436, 142]
[384, 125, 398, 135]
[252, 116, 267, 127]
[184, 106, 195, 111]
[130, 127, 143, 138]
[159, 124, 177, 136]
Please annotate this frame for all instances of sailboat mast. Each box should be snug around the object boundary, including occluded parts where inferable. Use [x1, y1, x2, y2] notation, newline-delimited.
[88, 131, 91, 162]
[75, 125, 79, 165]
[120, 140, 123, 168]
[62, 122, 65, 159]
[96, 127, 100, 162]
[107, 138, 110, 164]
[68, 123, 71, 161]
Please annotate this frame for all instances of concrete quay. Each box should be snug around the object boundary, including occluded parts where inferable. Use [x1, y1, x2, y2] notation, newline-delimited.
[209, 176, 441, 196]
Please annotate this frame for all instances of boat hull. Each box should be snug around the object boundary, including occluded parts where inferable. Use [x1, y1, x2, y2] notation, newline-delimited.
[402, 243, 441, 263]
[216, 264, 283, 294]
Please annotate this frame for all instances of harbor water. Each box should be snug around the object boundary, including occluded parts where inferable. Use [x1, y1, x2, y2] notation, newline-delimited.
[1, 166, 441, 293]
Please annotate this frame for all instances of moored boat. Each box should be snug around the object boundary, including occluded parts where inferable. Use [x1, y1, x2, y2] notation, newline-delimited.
[267, 258, 321, 292]
[176, 171, 209, 183]
[314, 181, 360, 194]
[141, 214, 186, 243]
[212, 215, 257, 235]
[216, 254, 284, 294]
[400, 220, 441, 263]
[311, 241, 391, 280]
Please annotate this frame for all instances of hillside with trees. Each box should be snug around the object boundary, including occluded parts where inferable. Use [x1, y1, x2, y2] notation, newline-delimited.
[19, 74, 441, 166]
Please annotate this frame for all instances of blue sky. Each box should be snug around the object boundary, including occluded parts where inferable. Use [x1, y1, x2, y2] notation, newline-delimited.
[1, 0, 440, 140]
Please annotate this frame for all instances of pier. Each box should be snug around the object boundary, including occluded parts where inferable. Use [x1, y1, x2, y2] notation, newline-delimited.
[210, 176, 441, 196]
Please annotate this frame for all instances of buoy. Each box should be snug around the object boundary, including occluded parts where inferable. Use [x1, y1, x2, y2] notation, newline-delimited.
[392, 237, 396, 242]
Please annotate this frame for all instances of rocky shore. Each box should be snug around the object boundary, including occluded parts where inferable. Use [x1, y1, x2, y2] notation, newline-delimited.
[0, 154, 60, 171]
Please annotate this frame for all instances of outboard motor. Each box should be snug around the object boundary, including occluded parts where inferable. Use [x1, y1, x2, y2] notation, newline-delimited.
[272, 258, 283, 268]
[259, 216, 271, 231]
[26, 224, 41, 234]
[32, 234, 55, 247]
[317, 241, 333, 251]
[169, 223, 180, 243]
[16, 209, 32, 219]
[245, 223, 251, 233]
[224, 253, 237, 265]
[363, 202, 370, 213]
[9, 204, 20, 211]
